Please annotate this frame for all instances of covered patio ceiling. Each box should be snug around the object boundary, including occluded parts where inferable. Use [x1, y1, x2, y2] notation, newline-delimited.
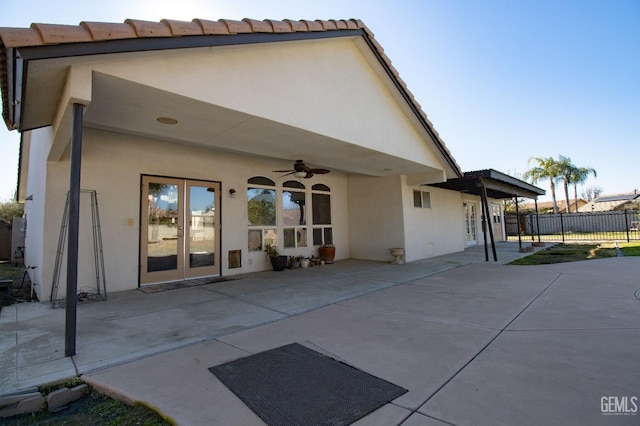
[81, 72, 445, 179]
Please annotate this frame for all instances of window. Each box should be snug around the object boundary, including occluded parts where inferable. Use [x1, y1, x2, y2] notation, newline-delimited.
[492, 205, 502, 224]
[283, 180, 307, 248]
[248, 177, 276, 251]
[413, 190, 431, 208]
[312, 184, 332, 246]
[247, 178, 332, 252]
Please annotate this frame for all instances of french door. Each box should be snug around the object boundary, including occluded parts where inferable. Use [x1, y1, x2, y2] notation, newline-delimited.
[464, 202, 477, 246]
[491, 203, 504, 241]
[140, 176, 221, 284]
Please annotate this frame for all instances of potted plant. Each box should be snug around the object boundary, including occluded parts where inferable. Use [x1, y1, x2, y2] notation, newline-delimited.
[264, 243, 288, 271]
[289, 256, 301, 269]
[318, 244, 336, 264]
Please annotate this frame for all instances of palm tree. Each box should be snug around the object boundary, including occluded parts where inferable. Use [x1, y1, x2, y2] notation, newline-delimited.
[569, 166, 597, 212]
[557, 155, 574, 213]
[523, 156, 561, 213]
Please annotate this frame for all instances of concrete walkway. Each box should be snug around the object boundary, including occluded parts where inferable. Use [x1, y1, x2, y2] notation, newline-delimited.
[2, 242, 639, 424]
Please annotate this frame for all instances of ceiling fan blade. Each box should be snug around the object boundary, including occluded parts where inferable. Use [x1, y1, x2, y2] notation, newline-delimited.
[272, 169, 295, 173]
[309, 168, 330, 174]
[279, 171, 296, 177]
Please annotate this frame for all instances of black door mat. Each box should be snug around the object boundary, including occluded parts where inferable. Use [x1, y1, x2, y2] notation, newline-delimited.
[138, 276, 237, 293]
[209, 343, 408, 426]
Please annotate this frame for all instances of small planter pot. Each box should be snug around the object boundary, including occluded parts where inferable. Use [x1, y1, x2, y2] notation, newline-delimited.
[300, 258, 310, 268]
[389, 248, 405, 264]
[270, 255, 288, 271]
[319, 246, 336, 263]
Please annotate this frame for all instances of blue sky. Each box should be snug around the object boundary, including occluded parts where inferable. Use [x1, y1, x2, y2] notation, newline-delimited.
[0, 0, 638, 201]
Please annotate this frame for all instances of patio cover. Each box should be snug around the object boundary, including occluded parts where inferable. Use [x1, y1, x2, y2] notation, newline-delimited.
[429, 169, 545, 200]
[429, 169, 545, 261]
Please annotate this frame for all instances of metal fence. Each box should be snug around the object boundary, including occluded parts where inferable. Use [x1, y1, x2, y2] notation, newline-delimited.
[505, 210, 640, 242]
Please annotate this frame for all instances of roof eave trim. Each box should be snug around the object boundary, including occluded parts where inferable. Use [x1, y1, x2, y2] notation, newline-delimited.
[13, 29, 364, 61]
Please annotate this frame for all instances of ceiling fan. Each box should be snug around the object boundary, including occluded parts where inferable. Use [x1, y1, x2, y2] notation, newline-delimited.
[273, 160, 330, 179]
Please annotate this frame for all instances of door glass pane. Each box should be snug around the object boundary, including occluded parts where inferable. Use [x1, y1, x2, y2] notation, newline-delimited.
[147, 182, 179, 272]
[189, 185, 216, 268]
[465, 203, 477, 242]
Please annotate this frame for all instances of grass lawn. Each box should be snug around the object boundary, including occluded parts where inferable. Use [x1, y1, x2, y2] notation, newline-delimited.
[3, 387, 172, 425]
[509, 243, 618, 265]
[618, 242, 640, 256]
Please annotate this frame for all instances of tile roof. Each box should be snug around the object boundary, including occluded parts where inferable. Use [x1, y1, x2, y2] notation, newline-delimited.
[0, 18, 362, 48]
[0, 17, 461, 176]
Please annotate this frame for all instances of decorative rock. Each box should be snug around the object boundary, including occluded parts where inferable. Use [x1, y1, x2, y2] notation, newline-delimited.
[46, 384, 89, 412]
[0, 393, 45, 418]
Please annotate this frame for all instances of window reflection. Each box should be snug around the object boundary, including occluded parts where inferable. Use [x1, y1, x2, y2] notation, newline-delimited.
[283, 190, 306, 226]
[247, 188, 276, 226]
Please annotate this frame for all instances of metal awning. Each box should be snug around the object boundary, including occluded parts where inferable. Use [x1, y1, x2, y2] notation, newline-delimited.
[429, 169, 545, 262]
[429, 169, 545, 200]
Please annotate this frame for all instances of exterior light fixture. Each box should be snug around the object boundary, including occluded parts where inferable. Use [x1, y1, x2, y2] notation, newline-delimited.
[293, 171, 307, 178]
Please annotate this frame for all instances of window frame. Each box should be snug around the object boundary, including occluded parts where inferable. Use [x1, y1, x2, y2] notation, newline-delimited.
[247, 178, 333, 252]
[247, 177, 277, 252]
[282, 180, 308, 249]
[311, 184, 333, 246]
[413, 190, 431, 209]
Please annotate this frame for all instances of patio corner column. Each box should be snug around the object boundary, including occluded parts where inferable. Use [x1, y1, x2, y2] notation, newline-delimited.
[535, 199, 541, 243]
[65, 103, 84, 357]
[515, 196, 522, 250]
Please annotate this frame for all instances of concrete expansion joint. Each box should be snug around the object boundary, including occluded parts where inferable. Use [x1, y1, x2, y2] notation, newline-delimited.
[71, 355, 80, 376]
[507, 325, 640, 332]
[411, 272, 563, 413]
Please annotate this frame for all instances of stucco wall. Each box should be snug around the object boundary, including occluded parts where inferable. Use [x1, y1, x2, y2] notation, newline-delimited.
[22, 128, 52, 300]
[347, 175, 405, 261]
[37, 128, 349, 297]
[403, 183, 466, 261]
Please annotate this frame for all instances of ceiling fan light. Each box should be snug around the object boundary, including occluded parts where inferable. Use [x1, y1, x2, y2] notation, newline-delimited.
[293, 171, 307, 178]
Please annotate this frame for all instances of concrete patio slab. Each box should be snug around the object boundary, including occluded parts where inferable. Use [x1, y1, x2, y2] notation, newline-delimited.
[2, 243, 639, 425]
[84, 339, 264, 425]
[216, 303, 500, 410]
[419, 329, 640, 426]
[339, 267, 558, 330]
[401, 412, 451, 425]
